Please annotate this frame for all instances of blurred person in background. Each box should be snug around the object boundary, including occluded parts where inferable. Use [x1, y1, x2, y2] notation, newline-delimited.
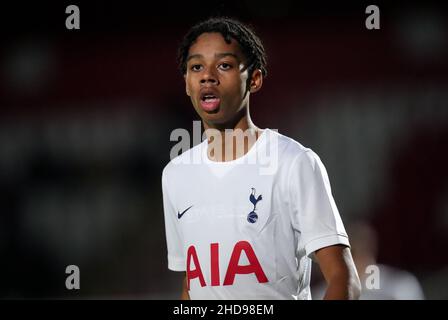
[312, 221, 425, 300]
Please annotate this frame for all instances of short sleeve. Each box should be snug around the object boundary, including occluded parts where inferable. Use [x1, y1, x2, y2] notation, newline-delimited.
[162, 167, 186, 271]
[288, 150, 350, 259]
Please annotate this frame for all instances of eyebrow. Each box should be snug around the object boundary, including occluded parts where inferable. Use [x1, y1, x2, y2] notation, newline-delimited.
[186, 52, 239, 62]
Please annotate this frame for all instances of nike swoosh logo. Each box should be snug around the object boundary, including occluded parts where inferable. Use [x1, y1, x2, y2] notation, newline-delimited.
[177, 205, 193, 219]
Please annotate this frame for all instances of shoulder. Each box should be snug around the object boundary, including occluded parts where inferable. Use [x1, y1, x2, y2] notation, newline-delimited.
[379, 264, 421, 284]
[378, 264, 425, 299]
[162, 140, 205, 180]
[267, 129, 321, 167]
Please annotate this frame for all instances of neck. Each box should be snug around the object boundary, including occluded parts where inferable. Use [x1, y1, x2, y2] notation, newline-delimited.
[203, 107, 262, 162]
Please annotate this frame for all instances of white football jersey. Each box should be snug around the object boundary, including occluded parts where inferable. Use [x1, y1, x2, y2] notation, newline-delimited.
[162, 129, 349, 299]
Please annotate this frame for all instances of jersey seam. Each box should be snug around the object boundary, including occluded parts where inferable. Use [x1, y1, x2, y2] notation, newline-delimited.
[303, 233, 349, 248]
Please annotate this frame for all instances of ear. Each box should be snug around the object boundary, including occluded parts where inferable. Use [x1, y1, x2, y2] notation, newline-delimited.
[184, 74, 191, 96]
[249, 69, 263, 93]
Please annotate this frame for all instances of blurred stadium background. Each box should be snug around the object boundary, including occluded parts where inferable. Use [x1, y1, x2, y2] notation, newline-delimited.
[1, 1, 447, 299]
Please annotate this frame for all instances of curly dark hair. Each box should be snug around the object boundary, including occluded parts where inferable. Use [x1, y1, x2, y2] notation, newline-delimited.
[177, 17, 267, 83]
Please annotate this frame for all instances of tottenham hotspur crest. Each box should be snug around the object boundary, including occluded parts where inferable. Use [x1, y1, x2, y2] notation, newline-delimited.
[248, 188, 262, 223]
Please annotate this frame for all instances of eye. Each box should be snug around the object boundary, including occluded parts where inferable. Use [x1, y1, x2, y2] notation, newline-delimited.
[190, 64, 203, 72]
[218, 63, 232, 70]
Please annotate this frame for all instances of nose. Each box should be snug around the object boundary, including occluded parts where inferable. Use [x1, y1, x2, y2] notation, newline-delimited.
[200, 67, 219, 85]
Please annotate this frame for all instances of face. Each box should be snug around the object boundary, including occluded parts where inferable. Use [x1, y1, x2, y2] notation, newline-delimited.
[184, 32, 262, 127]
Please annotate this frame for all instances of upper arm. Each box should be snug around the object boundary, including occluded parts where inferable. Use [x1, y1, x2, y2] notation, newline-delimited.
[315, 245, 354, 281]
[181, 274, 190, 300]
[288, 151, 350, 257]
[315, 245, 361, 299]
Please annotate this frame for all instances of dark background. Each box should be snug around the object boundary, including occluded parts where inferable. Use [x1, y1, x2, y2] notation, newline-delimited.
[1, 0, 447, 298]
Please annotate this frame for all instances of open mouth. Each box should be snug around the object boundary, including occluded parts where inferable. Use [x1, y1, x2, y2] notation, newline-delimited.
[200, 92, 221, 112]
